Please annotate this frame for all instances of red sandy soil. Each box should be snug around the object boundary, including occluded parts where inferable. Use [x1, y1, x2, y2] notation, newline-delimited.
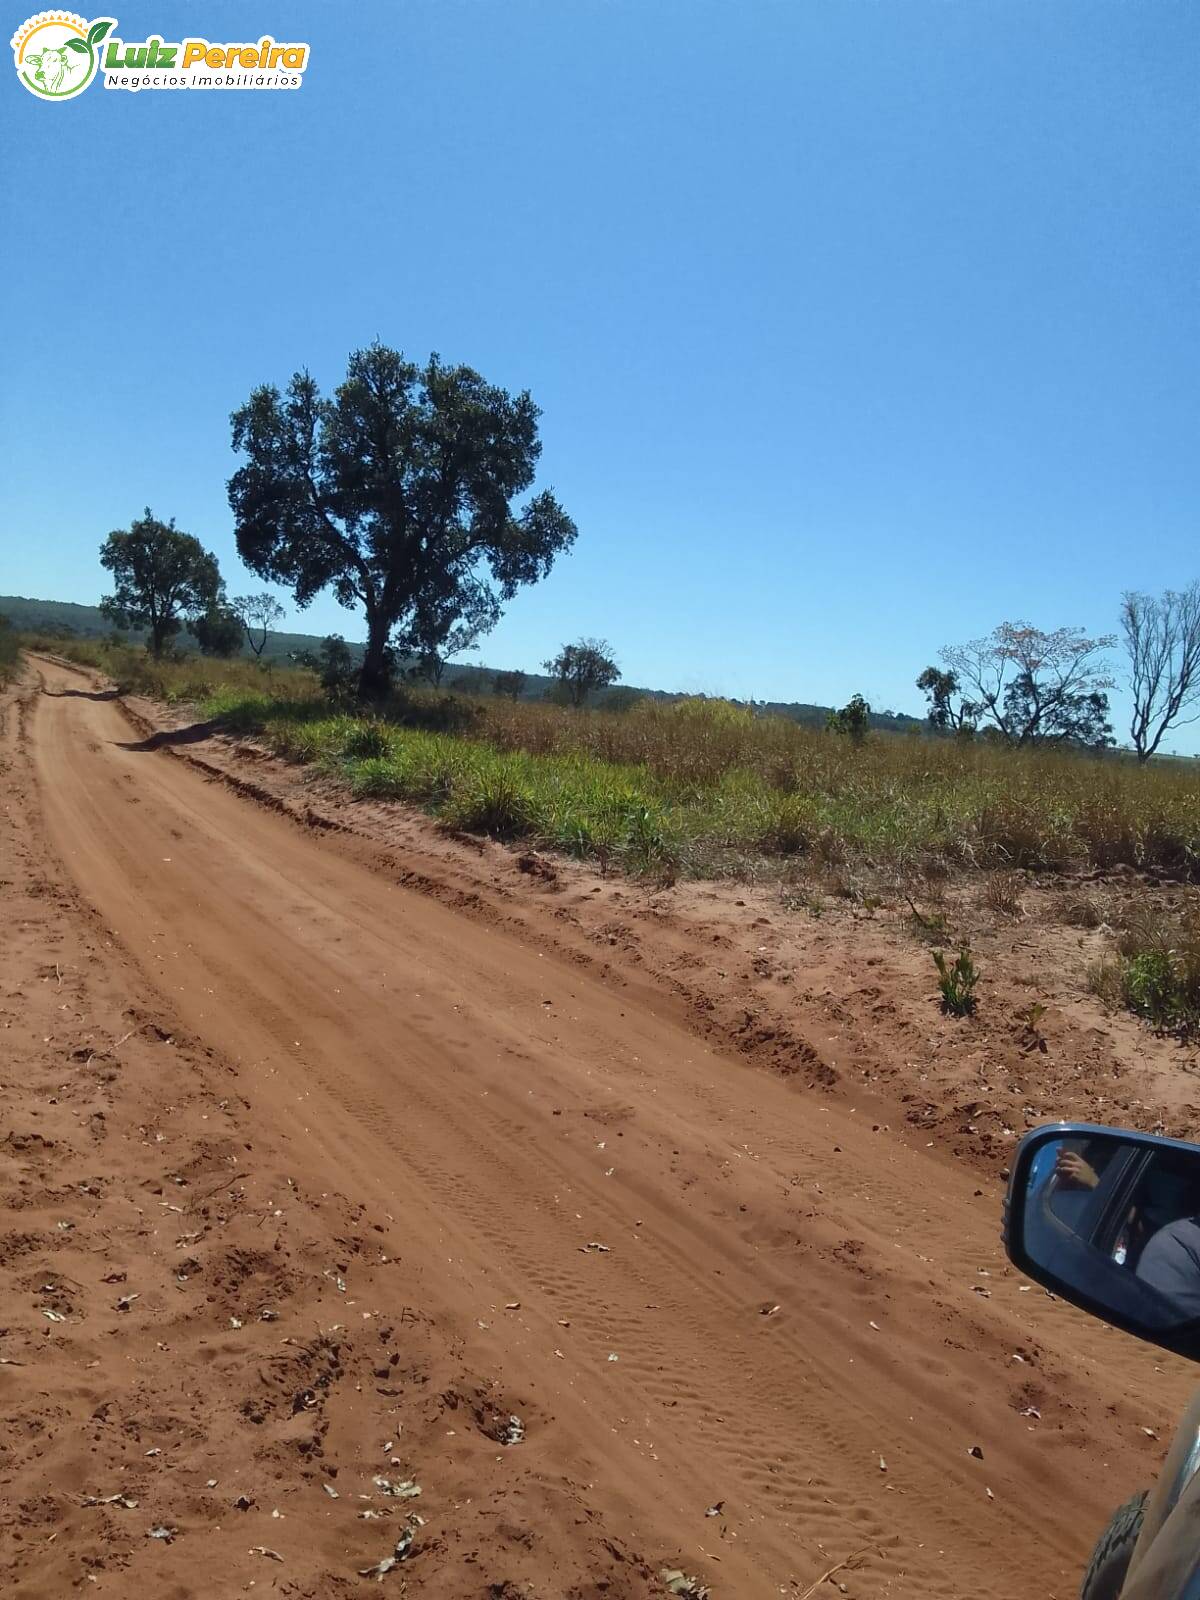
[3, 652, 1198, 1599]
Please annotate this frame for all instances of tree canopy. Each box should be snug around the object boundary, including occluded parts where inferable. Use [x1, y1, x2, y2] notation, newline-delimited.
[228, 344, 577, 698]
[99, 509, 222, 657]
[826, 692, 871, 743]
[916, 666, 970, 732]
[492, 668, 528, 700]
[938, 623, 1115, 748]
[192, 603, 245, 658]
[543, 638, 620, 707]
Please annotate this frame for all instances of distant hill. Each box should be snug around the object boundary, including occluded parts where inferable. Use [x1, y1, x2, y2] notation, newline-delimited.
[1, 593, 924, 733]
[0, 595, 333, 667]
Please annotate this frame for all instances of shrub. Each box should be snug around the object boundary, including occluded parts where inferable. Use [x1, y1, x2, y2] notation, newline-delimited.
[1051, 892, 1103, 929]
[933, 947, 979, 1016]
[983, 870, 1024, 917]
[348, 757, 408, 798]
[621, 803, 683, 876]
[756, 794, 817, 856]
[1123, 951, 1182, 1028]
[340, 719, 394, 760]
[826, 693, 871, 744]
[1111, 903, 1200, 1035]
[1017, 999, 1048, 1051]
[443, 761, 534, 837]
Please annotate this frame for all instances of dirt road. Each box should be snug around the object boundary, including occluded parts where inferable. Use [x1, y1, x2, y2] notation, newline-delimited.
[6, 655, 1191, 1598]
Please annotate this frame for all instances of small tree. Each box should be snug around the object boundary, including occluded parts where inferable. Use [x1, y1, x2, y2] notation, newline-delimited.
[99, 509, 222, 657]
[543, 638, 619, 708]
[1122, 584, 1200, 762]
[412, 652, 446, 686]
[228, 344, 577, 700]
[232, 592, 286, 659]
[493, 669, 527, 700]
[319, 634, 357, 696]
[916, 667, 972, 732]
[826, 693, 871, 744]
[939, 623, 1115, 746]
[192, 604, 245, 658]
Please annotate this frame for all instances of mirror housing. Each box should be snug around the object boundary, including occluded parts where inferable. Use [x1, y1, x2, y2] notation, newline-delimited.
[1005, 1123, 1200, 1362]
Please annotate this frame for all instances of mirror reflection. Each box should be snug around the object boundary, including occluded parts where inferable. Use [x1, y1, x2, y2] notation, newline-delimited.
[1022, 1134, 1200, 1334]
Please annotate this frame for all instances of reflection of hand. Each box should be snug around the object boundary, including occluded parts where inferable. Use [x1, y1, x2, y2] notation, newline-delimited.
[1056, 1149, 1099, 1190]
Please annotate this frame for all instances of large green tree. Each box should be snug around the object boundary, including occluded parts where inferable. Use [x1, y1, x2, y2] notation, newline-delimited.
[227, 344, 578, 699]
[99, 509, 222, 657]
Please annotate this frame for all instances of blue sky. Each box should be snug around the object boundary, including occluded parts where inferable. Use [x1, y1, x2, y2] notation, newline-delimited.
[2, 1, 1197, 744]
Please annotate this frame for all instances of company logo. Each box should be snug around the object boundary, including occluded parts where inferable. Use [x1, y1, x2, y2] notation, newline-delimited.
[11, 12, 113, 100]
[11, 12, 310, 97]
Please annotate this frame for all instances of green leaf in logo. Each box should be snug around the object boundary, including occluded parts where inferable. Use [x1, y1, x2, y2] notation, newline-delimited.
[65, 37, 89, 53]
[87, 19, 113, 46]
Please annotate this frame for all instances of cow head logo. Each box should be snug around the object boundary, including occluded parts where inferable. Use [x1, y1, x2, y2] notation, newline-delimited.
[11, 12, 114, 100]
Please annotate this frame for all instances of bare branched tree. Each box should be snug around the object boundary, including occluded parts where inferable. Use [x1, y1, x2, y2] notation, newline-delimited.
[232, 592, 285, 659]
[1122, 584, 1200, 762]
[940, 622, 1116, 747]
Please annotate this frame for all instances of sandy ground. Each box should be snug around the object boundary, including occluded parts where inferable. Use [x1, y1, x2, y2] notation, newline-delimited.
[3, 653, 1199, 1599]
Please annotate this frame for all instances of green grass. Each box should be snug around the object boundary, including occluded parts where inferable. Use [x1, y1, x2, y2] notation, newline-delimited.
[25, 634, 1200, 883]
[198, 686, 1200, 883]
[1090, 903, 1200, 1037]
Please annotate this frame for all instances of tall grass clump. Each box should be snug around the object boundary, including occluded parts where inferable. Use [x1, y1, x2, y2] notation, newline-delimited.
[1091, 900, 1200, 1036]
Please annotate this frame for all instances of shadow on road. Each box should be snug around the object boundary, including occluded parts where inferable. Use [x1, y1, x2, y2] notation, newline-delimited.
[43, 688, 119, 703]
[116, 721, 219, 752]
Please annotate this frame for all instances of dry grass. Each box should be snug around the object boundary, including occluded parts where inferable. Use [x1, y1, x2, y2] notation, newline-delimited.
[1050, 891, 1105, 929]
[24, 634, 1200, 883]
[982, 871, 1025, 917]
[21, 635, 322, 705]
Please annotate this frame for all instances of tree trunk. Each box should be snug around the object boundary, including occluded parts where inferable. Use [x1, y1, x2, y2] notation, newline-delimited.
[358, 616, 391, 700]
[150, 618, 167, 658]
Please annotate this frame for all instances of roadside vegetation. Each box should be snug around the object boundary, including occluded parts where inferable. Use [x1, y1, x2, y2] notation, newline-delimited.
[14, 340, 1200, 1041]
[1089, 901, 1200, 1039]
[26, 635, 1200, 889]
[0, 615, 19, 684]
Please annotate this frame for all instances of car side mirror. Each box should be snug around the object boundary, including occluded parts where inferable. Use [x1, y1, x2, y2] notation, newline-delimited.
[1005, 1123, 1200, 1361]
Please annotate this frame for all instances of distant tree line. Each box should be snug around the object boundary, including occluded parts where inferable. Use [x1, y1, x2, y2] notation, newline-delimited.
[915, 590, 1200, 759]
[90, 341, 1200, 758]
[98, 509, 290, 664]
